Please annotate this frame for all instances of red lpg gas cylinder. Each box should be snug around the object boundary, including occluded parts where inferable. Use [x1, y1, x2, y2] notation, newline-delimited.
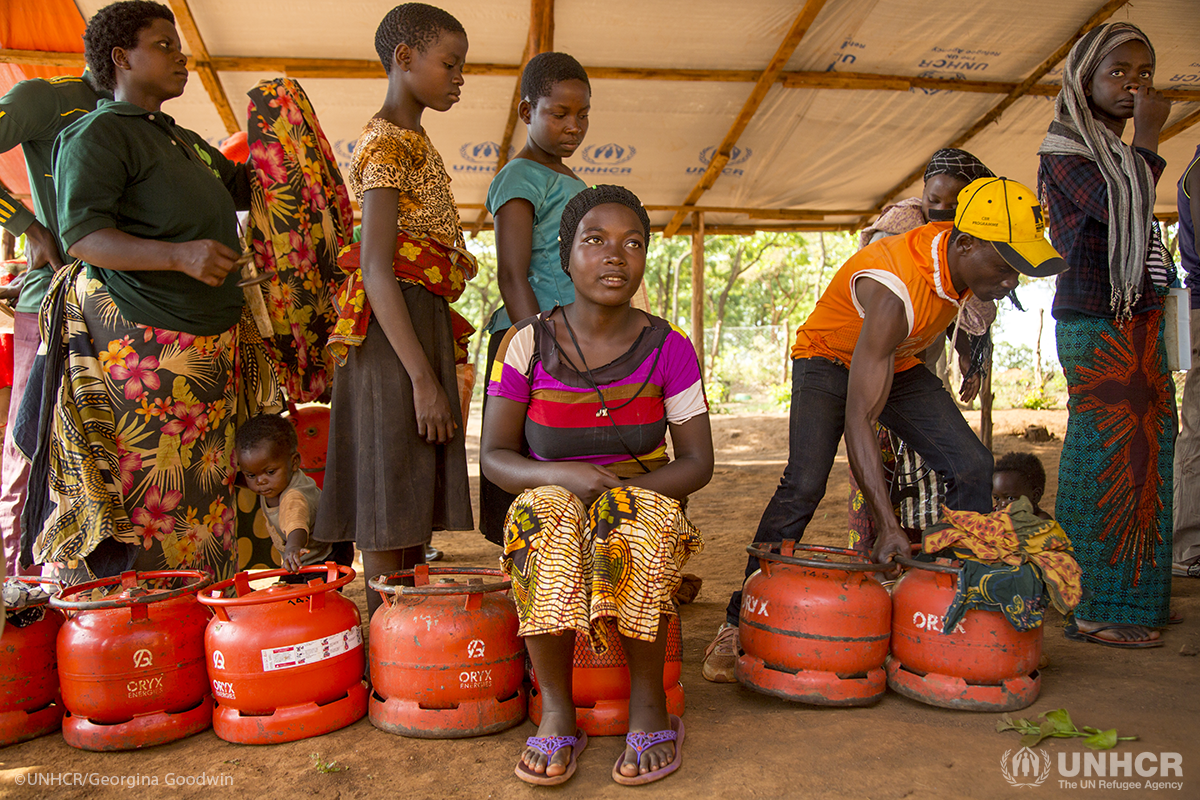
[737, 542, 892, 706]
[199, 563, 367, 744]
[288, 405, 329, 489]
[0, 578, 66, 746]
[528, 615, 686, 736]
[369, 566, 525, 738]
[887, 556, 1041, 711]
[52, 571, 214, 751]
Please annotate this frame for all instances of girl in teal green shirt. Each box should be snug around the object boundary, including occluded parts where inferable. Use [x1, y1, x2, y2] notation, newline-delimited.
[479, 52, 591, 543]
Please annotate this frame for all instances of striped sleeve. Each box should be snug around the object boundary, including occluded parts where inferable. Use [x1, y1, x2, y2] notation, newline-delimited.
[660, 325, 708, 425]
[487, 322, 536, 404]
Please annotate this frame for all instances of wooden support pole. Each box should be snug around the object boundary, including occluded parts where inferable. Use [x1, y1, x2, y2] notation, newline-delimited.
[468, 0, 554, 237]
[691, 211, 706, 369]
[662, 0, 829, 238]
[871, 0, 1132, 212]
[167, 0, 241, 135]
[980, 353, 993, 451]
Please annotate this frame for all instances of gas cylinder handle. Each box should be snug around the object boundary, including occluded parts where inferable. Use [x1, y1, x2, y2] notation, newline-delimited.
[50, 570, 211, 610]
[3, 575, 63, 608]
[199, 562, 356, 607]
[745, 543, 894, 573]
[369, 566, 510, 597]
[892, 554, 963, 575]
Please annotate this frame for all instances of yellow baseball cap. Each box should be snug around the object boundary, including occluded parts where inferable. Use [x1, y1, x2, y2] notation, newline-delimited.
[954, 177, 1067, 278]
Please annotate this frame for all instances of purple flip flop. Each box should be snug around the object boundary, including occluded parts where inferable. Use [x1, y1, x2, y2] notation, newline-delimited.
[515, 729, 588, 786]
[612, 715, 684, 786]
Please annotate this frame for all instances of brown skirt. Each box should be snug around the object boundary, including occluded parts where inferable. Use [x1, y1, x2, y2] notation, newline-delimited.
[313, 283, 473, 550]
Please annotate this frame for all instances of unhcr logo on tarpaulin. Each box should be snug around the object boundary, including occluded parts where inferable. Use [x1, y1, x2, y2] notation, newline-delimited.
[686, 145, 752, 177]
[453, 142, 515, 172]
[577, 143, 636, 174]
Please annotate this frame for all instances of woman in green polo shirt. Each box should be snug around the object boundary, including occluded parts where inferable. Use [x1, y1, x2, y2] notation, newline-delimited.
[33, 1, 278, 582]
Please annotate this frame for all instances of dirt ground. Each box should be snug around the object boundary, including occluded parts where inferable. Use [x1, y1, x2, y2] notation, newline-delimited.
[1, 408, 1197, 799]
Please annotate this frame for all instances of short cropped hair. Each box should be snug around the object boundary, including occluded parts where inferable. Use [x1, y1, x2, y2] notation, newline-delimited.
[375, 3, 466, 73]
[994, 451, 1046, 495]
[84, 1, 175, 91]
[521, 52, 589, 105]
[235, 414, 298, 457]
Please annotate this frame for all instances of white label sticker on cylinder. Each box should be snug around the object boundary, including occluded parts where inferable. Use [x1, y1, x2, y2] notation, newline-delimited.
[260, 626, 363, 672]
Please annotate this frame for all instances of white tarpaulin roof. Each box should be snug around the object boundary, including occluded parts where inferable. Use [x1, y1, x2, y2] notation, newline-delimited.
[66, 0, 1200, 233]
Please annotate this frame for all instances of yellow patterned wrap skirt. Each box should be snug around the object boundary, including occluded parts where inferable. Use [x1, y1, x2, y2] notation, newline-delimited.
[500, 485, 703, 654]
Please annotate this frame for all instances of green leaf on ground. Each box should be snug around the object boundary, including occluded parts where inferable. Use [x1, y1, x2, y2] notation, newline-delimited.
[1083, 729, 1118, 750]
[996, 709, 1137, 750]
[1042, 709, 1075, 734]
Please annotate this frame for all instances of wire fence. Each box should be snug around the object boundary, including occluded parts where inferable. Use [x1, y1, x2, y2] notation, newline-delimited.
[701, 325, 792, 402]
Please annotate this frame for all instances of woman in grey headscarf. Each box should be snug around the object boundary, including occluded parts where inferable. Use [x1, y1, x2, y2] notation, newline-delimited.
[1038, 21, 1174, 648]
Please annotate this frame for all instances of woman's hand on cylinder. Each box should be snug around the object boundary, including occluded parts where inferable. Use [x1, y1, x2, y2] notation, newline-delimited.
[412, 375, 457, 444]
[171, 239, 239, 286]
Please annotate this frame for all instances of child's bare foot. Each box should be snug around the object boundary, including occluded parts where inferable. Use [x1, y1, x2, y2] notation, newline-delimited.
[618, 704, 675, 778]
[522, 710, 577, 777]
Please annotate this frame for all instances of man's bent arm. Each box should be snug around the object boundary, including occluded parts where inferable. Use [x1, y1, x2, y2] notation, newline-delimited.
[846, 278, 912, 564]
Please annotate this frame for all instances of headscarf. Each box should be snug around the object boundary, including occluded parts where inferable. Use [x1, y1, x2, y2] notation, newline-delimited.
[860, 150, 995, 247]
[923, 148, 995, 185]
[1037, 22, 1157, 318]
[559, 184, 651, 275]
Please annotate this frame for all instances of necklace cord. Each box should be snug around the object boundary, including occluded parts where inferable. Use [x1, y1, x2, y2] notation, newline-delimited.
[556, 308, 658, 475]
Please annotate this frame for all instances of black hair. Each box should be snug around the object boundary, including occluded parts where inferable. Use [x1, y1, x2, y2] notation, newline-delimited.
[235, 414, 298, 457]
[84, 0, 175, 91]
[375, 3, 466, 74]
[558, 185, 652, 275]
[994, 451, 1046, 495]
[924, 148, 994, 185]
[521, 52, 589, 105]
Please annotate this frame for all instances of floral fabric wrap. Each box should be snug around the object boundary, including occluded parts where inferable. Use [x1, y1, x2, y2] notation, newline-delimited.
[328, 232, 477, 366]
[34, 265, 280, 582]
[922, 497, 1083, 627]
[245, 78, 353, 402]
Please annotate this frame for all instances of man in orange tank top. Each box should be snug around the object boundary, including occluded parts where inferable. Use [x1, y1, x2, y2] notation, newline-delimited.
[703, 178, 1068, 682]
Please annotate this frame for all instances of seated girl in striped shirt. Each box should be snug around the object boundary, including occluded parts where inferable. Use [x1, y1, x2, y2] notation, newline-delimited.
[481, 185, 713, 787]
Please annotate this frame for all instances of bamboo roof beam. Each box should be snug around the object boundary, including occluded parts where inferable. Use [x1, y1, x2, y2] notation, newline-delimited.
[459, 201, 875, 219]
[467, 0, 554, 237]
[456, 221, 862, 235]
[644, 205, 869, 219]
[166, 0, 240, 135]
[1162, 106, 1200, 143]
[5, 49, 1200, 105]
[662, 0, 829, 239]
[0, 49, 86, 68]
[870, 0, 1132, 213]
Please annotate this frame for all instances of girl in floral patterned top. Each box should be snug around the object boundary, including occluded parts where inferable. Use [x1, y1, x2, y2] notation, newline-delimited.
[313, 3, 474, 619]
